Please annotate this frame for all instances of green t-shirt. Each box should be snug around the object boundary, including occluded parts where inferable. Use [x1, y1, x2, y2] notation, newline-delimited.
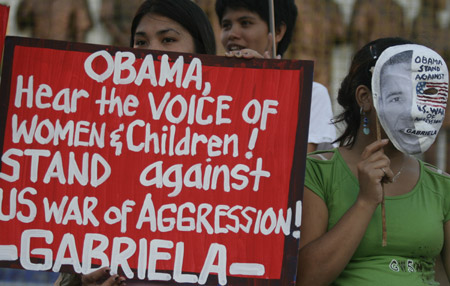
[305, 149, 450, 286]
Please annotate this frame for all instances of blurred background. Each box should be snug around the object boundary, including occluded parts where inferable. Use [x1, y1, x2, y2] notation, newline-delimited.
[0, 0, 449, 285]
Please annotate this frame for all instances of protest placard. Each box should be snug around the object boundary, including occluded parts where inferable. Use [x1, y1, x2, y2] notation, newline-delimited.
[0, 36, 312, 285]
[0, 4, 9, 61]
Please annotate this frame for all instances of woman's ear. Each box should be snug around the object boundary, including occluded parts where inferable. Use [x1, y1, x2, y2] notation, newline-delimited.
[355, 85, 374, 112]
[275, 23, 287, 44]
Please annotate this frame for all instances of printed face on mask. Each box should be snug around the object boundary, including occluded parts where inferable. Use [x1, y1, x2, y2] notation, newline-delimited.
[379, 56, 421, 154]
[372, 44, 449, 155]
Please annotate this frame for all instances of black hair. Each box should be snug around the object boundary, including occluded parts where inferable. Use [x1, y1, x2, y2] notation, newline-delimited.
[215, 0, 297, 56]
[130, 0, 216, 55]
[334, 37, 414, 147]
[381, 50, 413, 72]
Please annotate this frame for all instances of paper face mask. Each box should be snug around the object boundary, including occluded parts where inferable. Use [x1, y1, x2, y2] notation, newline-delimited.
[372, 44, 449, 155]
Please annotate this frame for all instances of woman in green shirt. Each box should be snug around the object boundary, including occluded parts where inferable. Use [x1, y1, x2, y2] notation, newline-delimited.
[296, 37, 450, 285]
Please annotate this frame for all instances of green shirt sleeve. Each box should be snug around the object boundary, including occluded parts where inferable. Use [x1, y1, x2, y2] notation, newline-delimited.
[304, 156, 327, 202]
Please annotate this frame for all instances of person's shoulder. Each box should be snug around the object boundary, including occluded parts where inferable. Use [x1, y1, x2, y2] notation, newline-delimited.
[312, 81, 329, 92]
[423, 161, 449, 175]
[312, 81, 330, 98]
[305, 149, 341, 188]
[312, 81, 327, 89]
[422, 161, 450, 184]
[422, 162, 450, 200]
[307, 149, 336, 161]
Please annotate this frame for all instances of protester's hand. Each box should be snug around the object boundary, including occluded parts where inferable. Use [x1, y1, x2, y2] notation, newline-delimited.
[225, 48, 265, 59]
[357, 139, 394, 207]
[81, 267, 126, 286]
[262, 33, 281, 59]
[225, 33, 281, 59]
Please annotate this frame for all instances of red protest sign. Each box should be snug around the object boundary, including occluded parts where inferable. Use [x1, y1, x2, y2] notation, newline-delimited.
[0, 4, 9, 60]
[0, 37, 312, 285]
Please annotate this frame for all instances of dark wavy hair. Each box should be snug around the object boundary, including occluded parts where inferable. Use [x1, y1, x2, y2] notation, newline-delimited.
[215, 0, 297, 56]
[130, 0, 216, 55]
[334, 37, 413, 147]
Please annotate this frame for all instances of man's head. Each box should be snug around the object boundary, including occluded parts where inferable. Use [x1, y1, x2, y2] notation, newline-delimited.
[215, 0, 297, 56]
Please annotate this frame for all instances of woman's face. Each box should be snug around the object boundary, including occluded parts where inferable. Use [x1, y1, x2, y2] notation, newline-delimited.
[219, 7, 270, 55]
[133, 13, 196, 53]
[379, 61, 421, 154]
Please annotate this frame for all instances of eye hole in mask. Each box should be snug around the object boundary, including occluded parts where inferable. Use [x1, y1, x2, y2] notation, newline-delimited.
[423, 88, 438, 95]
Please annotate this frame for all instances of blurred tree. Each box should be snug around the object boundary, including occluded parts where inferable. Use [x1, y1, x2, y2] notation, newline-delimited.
[16, 0, 92, 42]
[412, 0, 447, 59]
[412, 0, 449, 127]
[288, 0, 346, 87]
[100, 0, 143, 47]
[194, 0, 224, 54]
[349, 0, 407, 51]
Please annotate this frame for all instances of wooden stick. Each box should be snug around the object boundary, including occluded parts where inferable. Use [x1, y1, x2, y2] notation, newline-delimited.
[381, 185, 387, 247]
[268, 0, 277, 58]
[376, 117, 387, 247]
